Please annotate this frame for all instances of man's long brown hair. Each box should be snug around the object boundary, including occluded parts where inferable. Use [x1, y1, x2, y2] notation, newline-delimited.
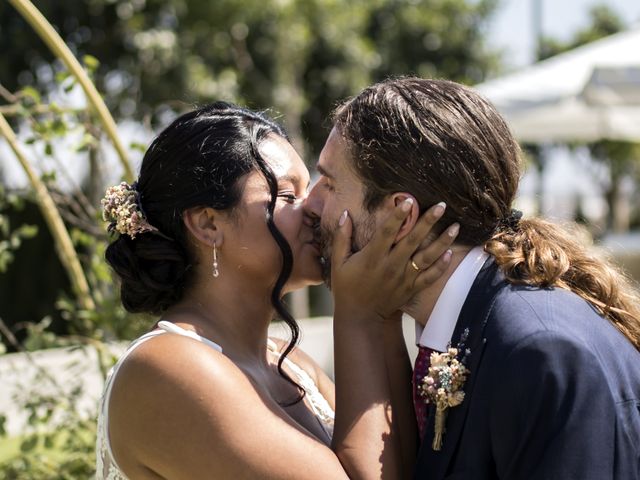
[333, 77, 640, 350]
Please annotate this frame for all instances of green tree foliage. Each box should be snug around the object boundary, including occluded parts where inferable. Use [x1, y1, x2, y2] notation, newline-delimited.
[1, 0, 501, 156]
[0, 186, 38, 275]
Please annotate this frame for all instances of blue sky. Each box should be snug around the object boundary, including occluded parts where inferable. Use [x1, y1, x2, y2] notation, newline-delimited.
[487, 0, 640, 69]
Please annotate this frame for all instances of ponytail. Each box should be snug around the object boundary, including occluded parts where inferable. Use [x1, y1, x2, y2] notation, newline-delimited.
[485, 218, 640, 350]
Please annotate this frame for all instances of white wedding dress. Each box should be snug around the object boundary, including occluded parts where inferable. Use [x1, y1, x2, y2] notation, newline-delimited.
[95, 321, 335, 480]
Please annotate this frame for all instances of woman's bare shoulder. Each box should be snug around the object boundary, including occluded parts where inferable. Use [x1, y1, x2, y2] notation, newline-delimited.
[107, 333, 249, 476]
[107, 332, 344, 479]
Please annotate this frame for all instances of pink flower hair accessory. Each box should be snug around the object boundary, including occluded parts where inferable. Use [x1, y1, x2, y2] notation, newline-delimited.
[101, 181, 159, 239]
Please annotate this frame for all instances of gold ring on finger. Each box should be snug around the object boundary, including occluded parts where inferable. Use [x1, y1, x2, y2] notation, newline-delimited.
[410, 259, 421, 272]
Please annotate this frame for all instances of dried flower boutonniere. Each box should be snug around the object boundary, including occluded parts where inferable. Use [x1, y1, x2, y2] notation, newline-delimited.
[419, 328, 470, 451]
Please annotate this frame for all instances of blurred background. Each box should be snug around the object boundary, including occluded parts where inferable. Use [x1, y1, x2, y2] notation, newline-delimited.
[0, 0, 639, 476]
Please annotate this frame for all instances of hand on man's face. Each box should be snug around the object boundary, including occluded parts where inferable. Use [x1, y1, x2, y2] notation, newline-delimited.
[315, 210, 376, 288]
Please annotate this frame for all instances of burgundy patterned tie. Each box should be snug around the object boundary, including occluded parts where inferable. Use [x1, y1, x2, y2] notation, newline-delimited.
[412, 345, 435, 440]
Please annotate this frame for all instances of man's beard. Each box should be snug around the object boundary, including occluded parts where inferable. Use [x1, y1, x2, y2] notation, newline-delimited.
[314, 212, 376, 289]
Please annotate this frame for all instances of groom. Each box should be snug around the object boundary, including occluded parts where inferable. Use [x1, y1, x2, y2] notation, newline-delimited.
[305, 77, 640, 479]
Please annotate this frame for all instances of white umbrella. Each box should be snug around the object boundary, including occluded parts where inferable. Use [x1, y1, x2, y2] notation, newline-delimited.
[476, 26, 640, 143]
[504, 86, 640, 143]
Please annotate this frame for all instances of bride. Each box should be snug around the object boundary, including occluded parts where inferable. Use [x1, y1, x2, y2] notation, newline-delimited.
[96, 102, 454, 479]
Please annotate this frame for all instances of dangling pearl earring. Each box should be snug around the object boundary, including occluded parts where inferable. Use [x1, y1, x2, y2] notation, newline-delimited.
[212, 243, 219, 278]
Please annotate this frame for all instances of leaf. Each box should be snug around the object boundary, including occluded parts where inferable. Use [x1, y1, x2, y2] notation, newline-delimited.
[44, 433, 55, 449]
[82, 55, 100, 72]
[75, 133, 98, 153]
[0, 251, 12, 272]
[55, 71, 70, 83]
[9, 235, 21, 249]
[44, 142, 53, 156]
[49, 102, 64, 115]
[27, 410, 38, 426]
[0, 216, 8, 236]
[20, 435, 38, 452]
[8, 194, 25, 209]
[41, 171, 56, 183]
[129, 142, 147, 153]
[33, 122, 48, 135]
[51, 119, 67, 136]
[20, 86, 41, 104]
[64, 81, 76, 94]
[16, 224, 38, 239]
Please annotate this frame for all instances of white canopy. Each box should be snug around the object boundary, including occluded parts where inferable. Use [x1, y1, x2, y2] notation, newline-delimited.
[475, 25, 640, 143]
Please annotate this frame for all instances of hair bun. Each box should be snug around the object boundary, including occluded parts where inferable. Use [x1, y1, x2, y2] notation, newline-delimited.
[105, 235, 190, 315]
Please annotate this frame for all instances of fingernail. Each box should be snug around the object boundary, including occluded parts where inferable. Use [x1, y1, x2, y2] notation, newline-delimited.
[433, 202, 446, 218]
[339, 210, 348, 226]
[449, 223, 460, 237]
[443, 249, 453, 262]
[402, 198, 414, 212]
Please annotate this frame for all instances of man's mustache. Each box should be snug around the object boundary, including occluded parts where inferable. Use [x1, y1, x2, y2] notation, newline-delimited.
[312, 220, 324, 245]
[312, 219, 332, 284]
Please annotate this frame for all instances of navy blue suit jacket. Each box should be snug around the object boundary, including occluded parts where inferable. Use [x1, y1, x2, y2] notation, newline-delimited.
[414, 259, 640, 480]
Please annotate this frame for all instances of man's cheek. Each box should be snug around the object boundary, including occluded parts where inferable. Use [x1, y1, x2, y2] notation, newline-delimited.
[351, 216, 376, 252]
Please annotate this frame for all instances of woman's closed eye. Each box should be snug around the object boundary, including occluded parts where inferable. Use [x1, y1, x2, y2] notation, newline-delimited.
[277, 192, 298, 204]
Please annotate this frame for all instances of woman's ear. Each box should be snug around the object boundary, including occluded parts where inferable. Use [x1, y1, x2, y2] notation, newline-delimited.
[182, 207, 224, 248]
[387, 193, 419, 244]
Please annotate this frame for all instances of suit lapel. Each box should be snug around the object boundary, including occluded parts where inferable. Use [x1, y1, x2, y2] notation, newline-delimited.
[415, 259, 506, 479]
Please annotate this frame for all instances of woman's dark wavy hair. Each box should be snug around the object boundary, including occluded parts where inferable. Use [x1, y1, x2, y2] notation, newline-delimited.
[105, 102, 304, 402]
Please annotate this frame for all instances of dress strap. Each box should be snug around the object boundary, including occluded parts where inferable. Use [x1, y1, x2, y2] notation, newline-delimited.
[156, 320, 222, 352]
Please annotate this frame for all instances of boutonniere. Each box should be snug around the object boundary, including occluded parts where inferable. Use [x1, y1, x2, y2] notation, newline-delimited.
[419, 328, 470, 451]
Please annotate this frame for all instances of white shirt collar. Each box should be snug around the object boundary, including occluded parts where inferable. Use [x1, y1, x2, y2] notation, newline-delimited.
[411, 246, 489, 351]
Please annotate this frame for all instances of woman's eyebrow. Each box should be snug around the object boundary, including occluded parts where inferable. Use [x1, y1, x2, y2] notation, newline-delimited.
[278, 173, 301, 187]
[279, 172, 311, 190]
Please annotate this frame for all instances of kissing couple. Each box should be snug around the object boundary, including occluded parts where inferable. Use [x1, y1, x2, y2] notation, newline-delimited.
[97, 77, 640, 479]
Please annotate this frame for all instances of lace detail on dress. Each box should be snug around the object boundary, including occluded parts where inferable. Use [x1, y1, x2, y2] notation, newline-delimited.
[96, 398, 127, 480]
[268, 339, 335, 439]
[95, 324, 334, 479]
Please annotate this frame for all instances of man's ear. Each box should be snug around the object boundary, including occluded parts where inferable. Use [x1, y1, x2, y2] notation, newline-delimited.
[182, 207, 224, 248]
[386, 193, 419, 243]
